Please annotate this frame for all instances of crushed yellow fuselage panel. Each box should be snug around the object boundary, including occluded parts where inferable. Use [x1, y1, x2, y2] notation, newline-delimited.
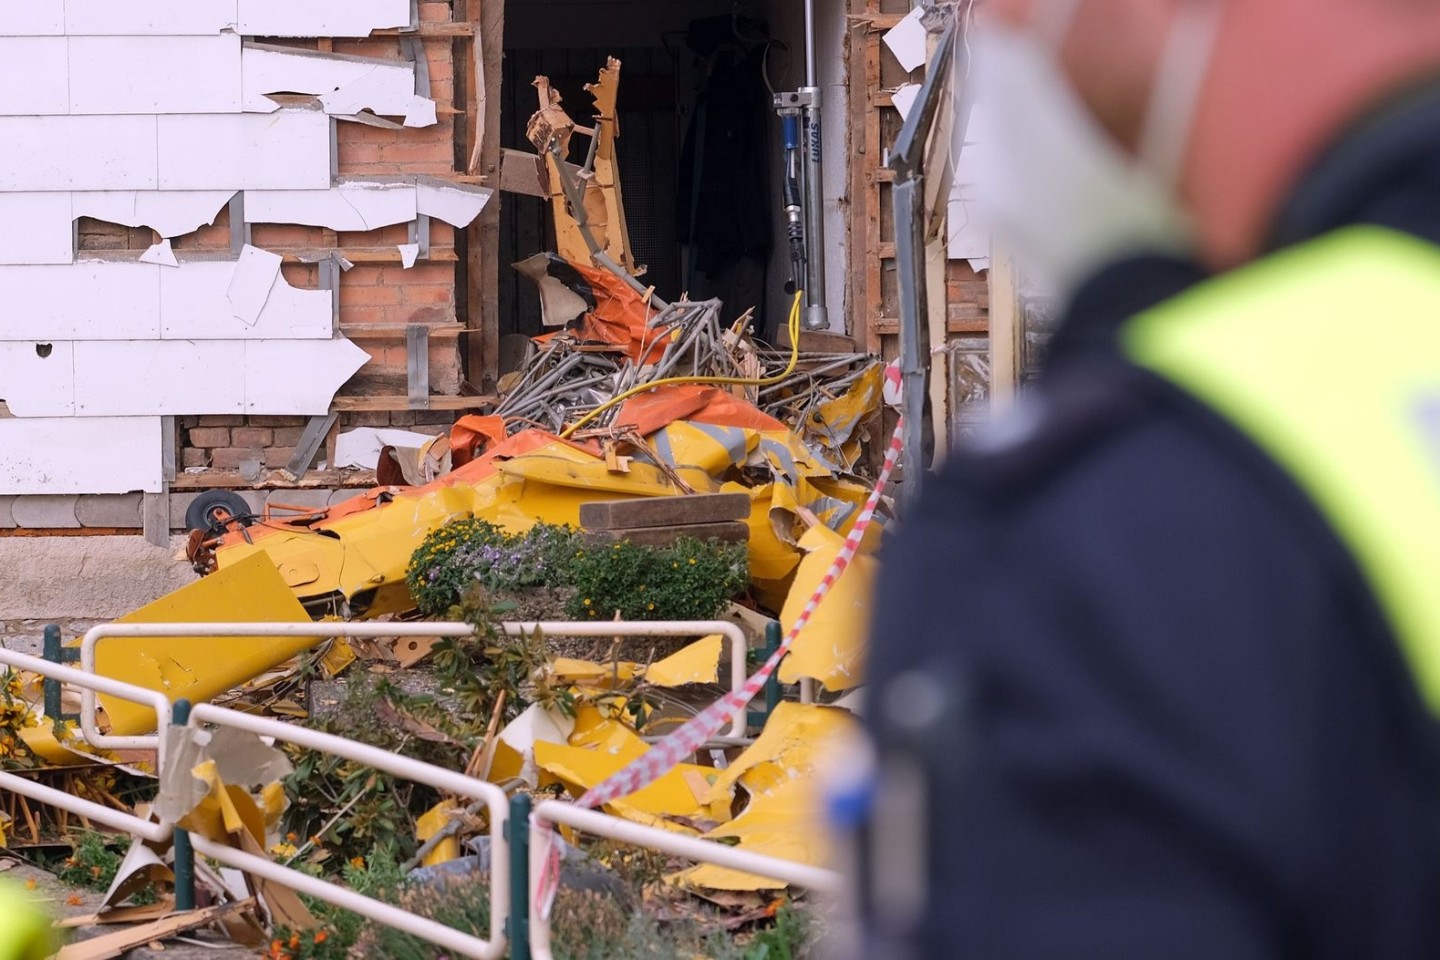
[95, 552, 311, 737]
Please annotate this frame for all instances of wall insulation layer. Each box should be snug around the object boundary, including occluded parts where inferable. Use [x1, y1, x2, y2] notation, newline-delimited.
[0, 1, 492, 498]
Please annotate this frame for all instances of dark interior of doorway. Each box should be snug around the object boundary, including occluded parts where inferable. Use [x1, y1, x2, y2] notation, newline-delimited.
[497, 0, 794, 356]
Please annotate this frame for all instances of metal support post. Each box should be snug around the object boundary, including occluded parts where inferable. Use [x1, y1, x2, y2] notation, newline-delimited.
[800, 88, 828, 331]
[889, 17, 959, 508]
[747, 620, 784, 729]
[42, 625, 63, 722]
[41, 624, 81, 722]
[508, 793, 531, 960]
[766, 0, 830, 332]
[171, 698, 197, 912]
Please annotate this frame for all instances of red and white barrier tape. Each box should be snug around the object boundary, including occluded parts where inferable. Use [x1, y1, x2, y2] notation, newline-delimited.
[533, 415, 905, 915]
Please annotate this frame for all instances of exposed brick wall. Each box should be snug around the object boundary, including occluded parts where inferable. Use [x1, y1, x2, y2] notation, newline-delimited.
[178, 412, 455, 473]
[71, 1, 475, 480]
[944, 260, 989, 332]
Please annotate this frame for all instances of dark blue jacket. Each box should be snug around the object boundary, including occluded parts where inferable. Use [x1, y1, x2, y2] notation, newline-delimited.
[862, 90, 1440, 958]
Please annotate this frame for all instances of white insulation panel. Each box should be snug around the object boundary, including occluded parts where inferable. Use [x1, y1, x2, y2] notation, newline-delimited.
[161, 257, 334, 340]
[0, 341, 76, 416]
[0, 38, 69, 114]
[74, 190, 235, 238]
[242, 43, 433, 126]
[0, 338, 367, 417]
[0, 417, 162, 495]
[0, 194, 75, 265]
[236, 0, 412, 38]
[157, 111, 332, 190]
[0, 116, 159, 190]
[0, 4, 65, 37]
[244, 181, 417, 231]
[65, 339, 368, 415]
[0, 262, 161, 340]
[69, 35, 243, 114]
[64, 0, 239, 37]
[0, 258, 333, 341]
[0, 4, 427, 497]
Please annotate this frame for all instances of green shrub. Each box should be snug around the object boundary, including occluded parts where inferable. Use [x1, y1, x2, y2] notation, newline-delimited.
[364, 874, 818, 960]
[54, 829, 123, 891]
[405, 519, 582, 616]
[566, 537, 749, 621]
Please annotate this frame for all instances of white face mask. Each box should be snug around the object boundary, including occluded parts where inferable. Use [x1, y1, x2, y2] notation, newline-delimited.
[970, 2, 1220, 296]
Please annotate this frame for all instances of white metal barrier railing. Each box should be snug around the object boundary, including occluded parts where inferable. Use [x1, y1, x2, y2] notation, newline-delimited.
[0, 647, 175, 844]
[7, 627, 838, 959]
[183, 703, 512, 960]
[528, 799, 841, 960]
[79, 620, 754, 754]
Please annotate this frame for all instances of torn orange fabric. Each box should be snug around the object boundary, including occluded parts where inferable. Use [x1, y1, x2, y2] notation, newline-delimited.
[563, 261, 663, 363]
[615, 385, 788, 435]
[450, 414, 509, 467]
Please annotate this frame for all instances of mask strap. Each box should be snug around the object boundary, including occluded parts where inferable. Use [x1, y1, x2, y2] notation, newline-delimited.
[1029, 0, 1086, 53]
[1138, 1, 1223, 189]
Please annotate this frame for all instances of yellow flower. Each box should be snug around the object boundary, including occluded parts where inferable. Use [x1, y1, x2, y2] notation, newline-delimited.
[647, 603, 655, 611]
[350, 856, 366, 869]
[583, 598, 592, 606]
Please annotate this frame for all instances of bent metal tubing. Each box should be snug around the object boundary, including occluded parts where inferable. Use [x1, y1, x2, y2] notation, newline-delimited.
[79, 620, 754, 754]
[185, 702, 512, 960]
[527, 799, 841, 960]
[0, 646, 173, 844]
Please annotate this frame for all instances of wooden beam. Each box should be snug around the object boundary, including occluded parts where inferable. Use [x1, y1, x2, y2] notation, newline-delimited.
[873, 316, 987, 336]
[171, 470, 375, 491]
[282, 413, 339, 481]
[468, 0, 505, 392]
[925, 237, 949, 463]
[988, 245, 1023, 411]
[340, 323, 466, 340]
[583, 522, 750, 549]
[330, 394, 494, 412]
[374, 22, 476, 37]
[580, 493, 751, 531]
[277, 247, 458, 264]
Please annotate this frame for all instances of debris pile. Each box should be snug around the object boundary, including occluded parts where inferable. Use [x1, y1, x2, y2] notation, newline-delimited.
[1, 54, 895, 956]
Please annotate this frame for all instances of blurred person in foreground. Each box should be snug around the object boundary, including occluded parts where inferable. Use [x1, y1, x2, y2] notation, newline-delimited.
[853, 0, 1440, 956]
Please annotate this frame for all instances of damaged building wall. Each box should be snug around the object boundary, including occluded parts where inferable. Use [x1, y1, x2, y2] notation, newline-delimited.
[0, 1, 496, 523]
[847, 0, 992, 451]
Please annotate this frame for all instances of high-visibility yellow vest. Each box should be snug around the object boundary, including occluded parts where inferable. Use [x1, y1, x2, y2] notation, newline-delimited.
[1122, 226, 1440, 713]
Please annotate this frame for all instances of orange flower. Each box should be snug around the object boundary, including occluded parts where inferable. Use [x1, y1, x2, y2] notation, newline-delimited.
[66, 893, 84, 906]
[349, 856, 365, 870]
[314, 931, 329, 944]
[288, 932, 300, 949]
[24, 878, 36, 890]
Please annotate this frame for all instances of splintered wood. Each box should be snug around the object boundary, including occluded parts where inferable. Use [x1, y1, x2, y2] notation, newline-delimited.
[526, 58, 635, 273]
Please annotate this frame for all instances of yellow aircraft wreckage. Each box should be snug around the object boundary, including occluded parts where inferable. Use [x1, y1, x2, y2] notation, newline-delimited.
[15, 55, 895, 900]
[39, 381, 885, 757]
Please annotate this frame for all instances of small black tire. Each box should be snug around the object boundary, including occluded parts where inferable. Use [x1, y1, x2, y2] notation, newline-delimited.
[185, 490, 254, 533]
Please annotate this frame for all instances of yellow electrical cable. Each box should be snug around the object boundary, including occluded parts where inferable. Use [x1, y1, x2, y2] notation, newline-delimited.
[558, 289, 804, 439]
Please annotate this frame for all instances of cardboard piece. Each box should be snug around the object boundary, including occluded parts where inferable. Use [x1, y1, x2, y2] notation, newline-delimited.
[54, 899, 253, 960]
